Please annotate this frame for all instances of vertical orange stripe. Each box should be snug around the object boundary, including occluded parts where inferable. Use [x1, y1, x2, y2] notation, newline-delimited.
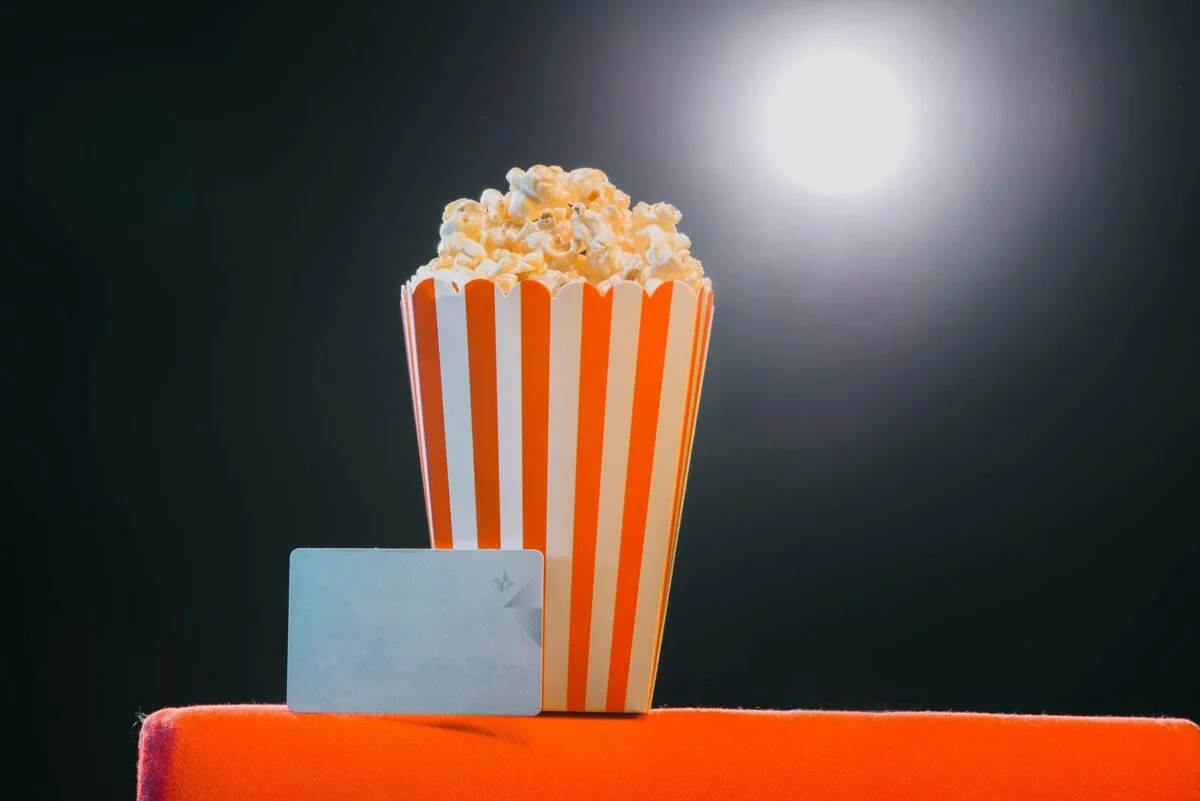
[672, 291, 714, 551]
[606, 282, 675, 711]
[401, 289, 434, 546]
[412, 279, 454, 550]
[465, 282, 501, 550]
[520, 283, 551, 556]
[649, 289, 706, 676]
[566, 286, 614, 710]
[401, 291, 420, 445]
[667, 290, 706, 563]
[677, 290, 714, 533]
[649, 289, 714, 697]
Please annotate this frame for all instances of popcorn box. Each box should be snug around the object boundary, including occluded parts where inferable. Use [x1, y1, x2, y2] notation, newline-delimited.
[400, 276, 714, 712]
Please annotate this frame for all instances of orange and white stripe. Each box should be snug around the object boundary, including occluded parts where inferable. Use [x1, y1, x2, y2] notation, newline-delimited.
[400, 277, 714, 713]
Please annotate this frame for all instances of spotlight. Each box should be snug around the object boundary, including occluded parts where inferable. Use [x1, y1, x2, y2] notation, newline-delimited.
[762, 50, 916, 195]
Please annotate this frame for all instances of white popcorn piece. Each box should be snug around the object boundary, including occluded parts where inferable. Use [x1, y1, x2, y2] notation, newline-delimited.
[494, 273, 519, 293]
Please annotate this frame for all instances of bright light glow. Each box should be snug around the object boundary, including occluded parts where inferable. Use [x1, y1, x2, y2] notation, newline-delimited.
[762, 50, 915, 195]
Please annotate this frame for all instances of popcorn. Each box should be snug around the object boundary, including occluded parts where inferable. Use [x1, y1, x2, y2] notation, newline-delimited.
[565, 167, 611, 204]
[494, 273, 519, 293]
[414, 166, 708, 294]
[527, 269, 574, 291]
[438, 198, 481, 237]
[596, 273, 624, 294]
[437, 233, 487, 271]
[632, 201, 682, 231]
[521, 230, 577, 270]
[506, 165, 569, 220]
[571, 203, 618, 250]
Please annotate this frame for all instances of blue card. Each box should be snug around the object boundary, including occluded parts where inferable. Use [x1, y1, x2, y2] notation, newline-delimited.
[287, 548, 543, 716]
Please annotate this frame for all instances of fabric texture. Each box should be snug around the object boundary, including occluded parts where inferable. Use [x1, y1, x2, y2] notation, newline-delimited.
[138, 705, 1200, 800]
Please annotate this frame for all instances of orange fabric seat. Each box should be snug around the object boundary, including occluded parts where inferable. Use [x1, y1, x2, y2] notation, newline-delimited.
[138, 705, 1199, 800]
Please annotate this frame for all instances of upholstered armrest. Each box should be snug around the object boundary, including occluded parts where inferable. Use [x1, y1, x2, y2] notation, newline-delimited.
[138, 705, 1199, 800]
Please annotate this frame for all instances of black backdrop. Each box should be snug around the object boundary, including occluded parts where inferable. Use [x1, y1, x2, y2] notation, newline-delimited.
[8, 1, 1198, 798]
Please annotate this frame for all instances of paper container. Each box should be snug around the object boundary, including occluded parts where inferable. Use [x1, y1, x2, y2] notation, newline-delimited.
[400, 276, 714, 713]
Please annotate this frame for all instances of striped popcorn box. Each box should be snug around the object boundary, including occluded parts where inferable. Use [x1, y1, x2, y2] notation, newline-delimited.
[400, 276, 714, 713]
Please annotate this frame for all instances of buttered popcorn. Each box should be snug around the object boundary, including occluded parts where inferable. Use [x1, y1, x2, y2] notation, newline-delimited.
[414, 166, 709, 294]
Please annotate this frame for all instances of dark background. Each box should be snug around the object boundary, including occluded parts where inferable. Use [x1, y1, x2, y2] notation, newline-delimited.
[7, 0, 1198, 798]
